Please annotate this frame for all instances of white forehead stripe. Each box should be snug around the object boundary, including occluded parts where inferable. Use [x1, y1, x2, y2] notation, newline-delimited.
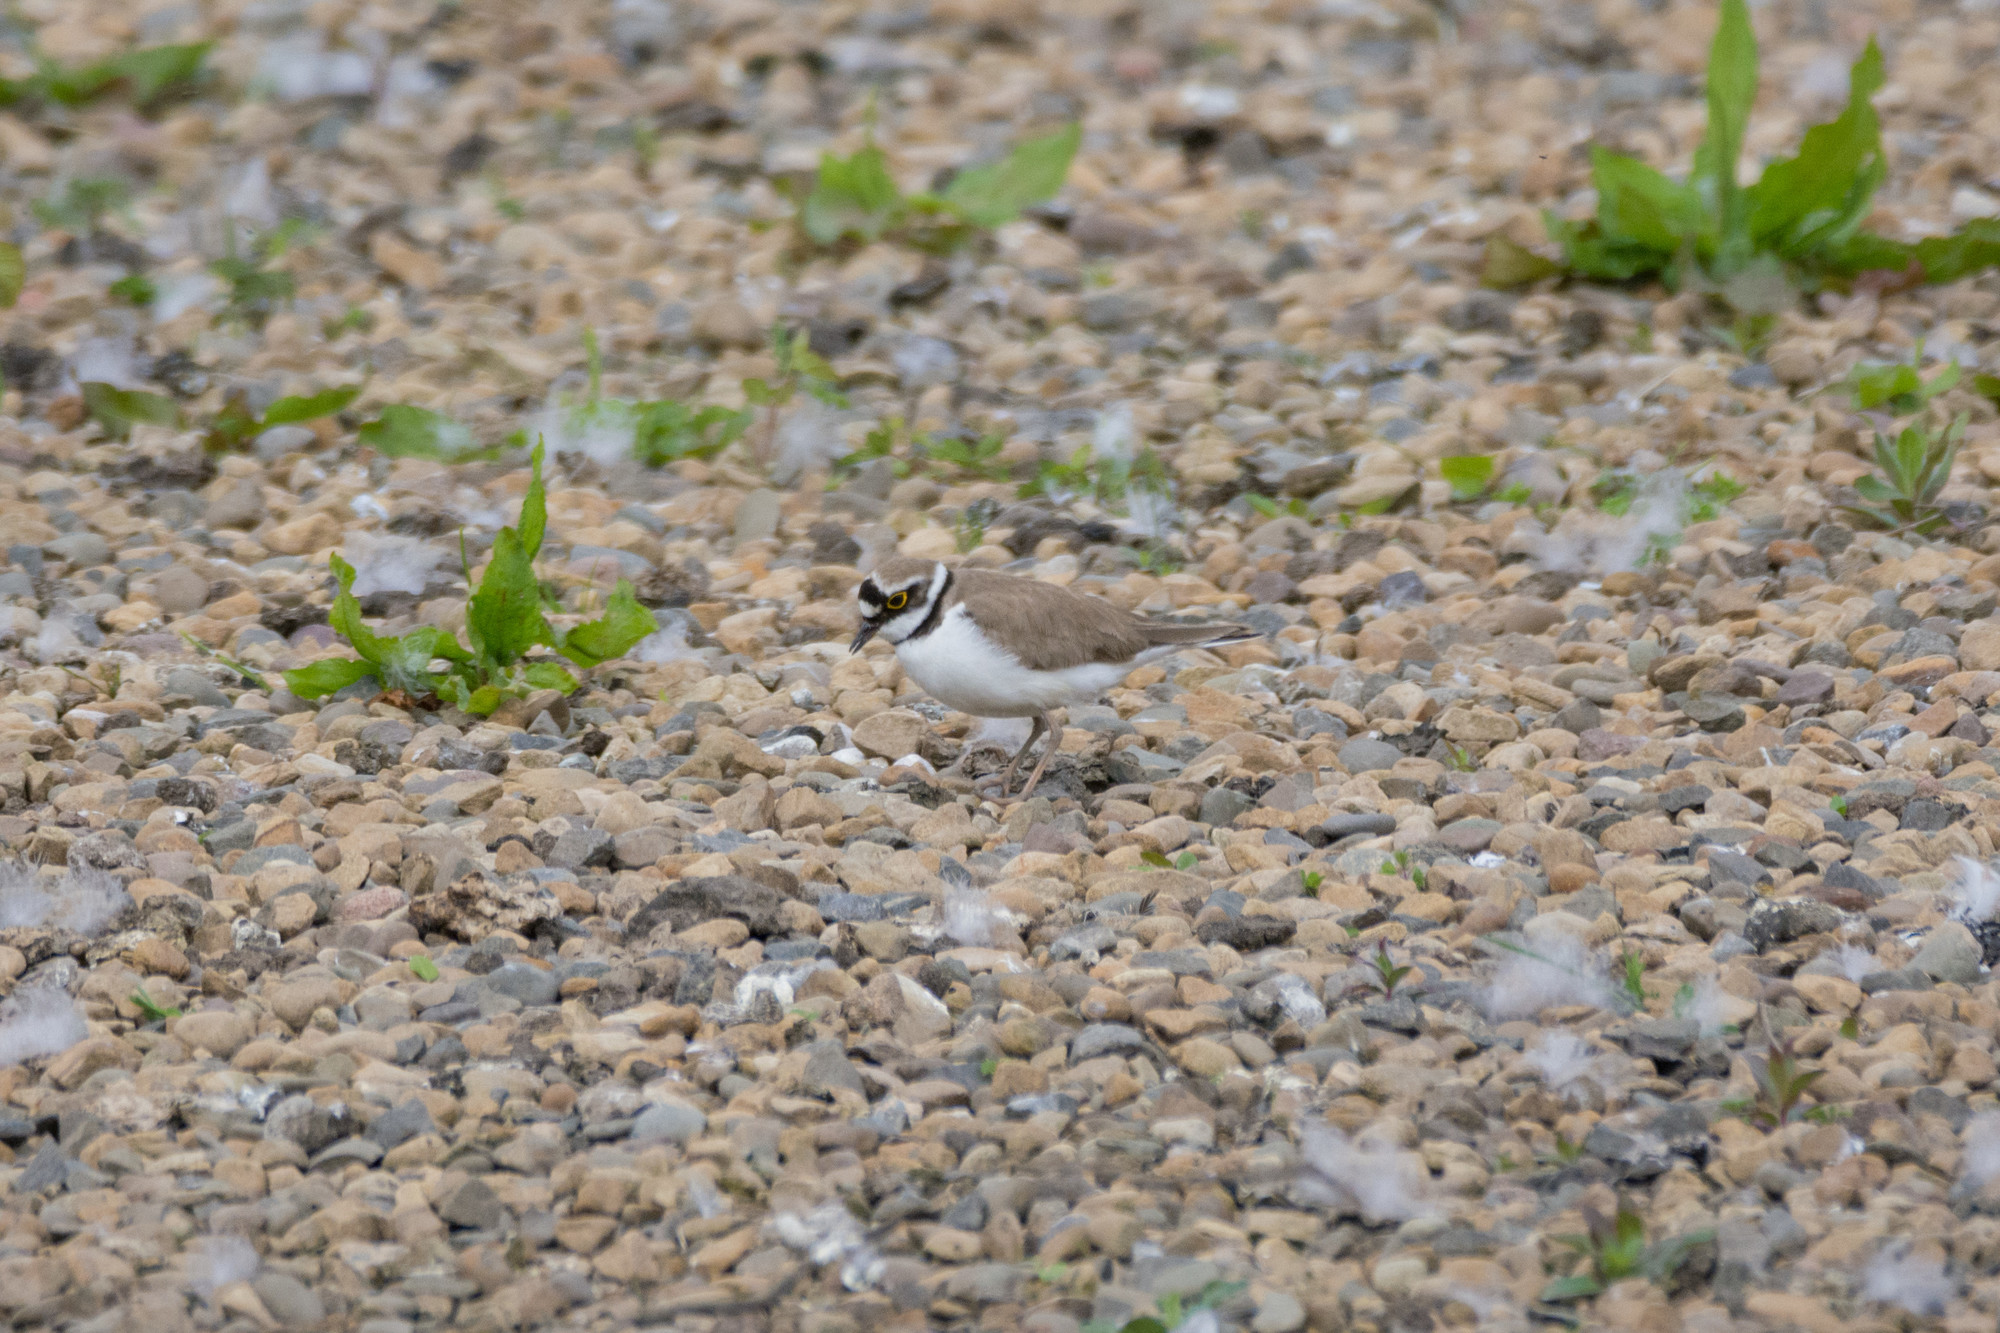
[925, 561, 949, 607]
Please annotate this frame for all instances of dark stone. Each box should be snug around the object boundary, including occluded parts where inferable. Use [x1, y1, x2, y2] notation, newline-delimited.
[1900, 798, 1959, 832]
[16, 1141, 67, 1193]
[154, 777, 217, 812]
[544, 827, 616, 871]
[1623, 1017, 1697, 1063]
[438, 1176, 505, 1229]
[626, 876, 788, 940]
[802, 1040, 866, 1098]
[1775, 672, 1836, 706]
[1742, 898, 1845, 951]
[1658, 784, 1712, 815]
[1195, 914, 1296, 951]
[1908, 1085, 1972, 1132]
[1682, 695, 1746, 732]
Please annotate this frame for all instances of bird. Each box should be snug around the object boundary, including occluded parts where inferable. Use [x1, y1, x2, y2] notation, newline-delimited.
[850, 556, 1259, 798]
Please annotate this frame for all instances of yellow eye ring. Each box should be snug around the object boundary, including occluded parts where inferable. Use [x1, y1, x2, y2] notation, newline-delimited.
[886, 591, 908, 611]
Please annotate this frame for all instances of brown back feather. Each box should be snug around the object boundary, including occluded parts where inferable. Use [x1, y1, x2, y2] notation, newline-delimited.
[949, 570, 1252, 671]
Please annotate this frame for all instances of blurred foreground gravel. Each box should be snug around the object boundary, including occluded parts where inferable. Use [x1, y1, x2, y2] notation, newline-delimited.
[9, 1, 2000, 1331]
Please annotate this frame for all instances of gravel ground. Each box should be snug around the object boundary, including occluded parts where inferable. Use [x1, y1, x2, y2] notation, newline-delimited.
[10, 1, 2000, 1331]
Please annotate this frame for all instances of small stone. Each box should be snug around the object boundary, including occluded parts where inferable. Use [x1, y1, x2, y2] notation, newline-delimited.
[1337, 738, 1401, 773]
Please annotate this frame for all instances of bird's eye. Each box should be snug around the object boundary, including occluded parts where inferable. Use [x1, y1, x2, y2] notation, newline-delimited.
[886, 591, 908, 611]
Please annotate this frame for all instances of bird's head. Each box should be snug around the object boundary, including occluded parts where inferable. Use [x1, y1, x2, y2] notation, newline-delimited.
[852, 558, 948, 652]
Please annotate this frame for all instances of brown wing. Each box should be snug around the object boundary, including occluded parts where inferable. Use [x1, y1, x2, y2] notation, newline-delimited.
[952, 571, 1152, 670]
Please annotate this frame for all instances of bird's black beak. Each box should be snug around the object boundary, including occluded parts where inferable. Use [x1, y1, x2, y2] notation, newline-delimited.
[850, 622, 879, 653]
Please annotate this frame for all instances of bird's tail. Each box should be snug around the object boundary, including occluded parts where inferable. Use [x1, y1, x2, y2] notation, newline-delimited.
[1142, 621, 1260, 650]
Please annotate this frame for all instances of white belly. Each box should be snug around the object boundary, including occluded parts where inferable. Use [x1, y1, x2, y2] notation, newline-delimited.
[895, 606, 1128, 716]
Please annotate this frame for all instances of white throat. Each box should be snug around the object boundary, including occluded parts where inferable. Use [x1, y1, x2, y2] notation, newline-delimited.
[878, 562, 950, 644]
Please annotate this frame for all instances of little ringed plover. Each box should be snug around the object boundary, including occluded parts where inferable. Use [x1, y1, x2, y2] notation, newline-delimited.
[850, 556, 1257, 797]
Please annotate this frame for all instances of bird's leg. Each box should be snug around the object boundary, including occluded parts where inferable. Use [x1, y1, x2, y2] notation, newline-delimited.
[994, 714, 1046, 798]
[1013, 708, 1062, 800]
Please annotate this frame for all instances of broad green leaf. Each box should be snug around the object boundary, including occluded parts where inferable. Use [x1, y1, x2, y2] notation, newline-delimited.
[1849, 362, 1921, 410]
[466, 527, 552, 670]
[800, 141, 905, 245]
[519, 440, 548, 560]
[263, 383, 361, 426]
[357, 404, 485, 460]
[1692, 0, 1758, 260]
[1439, 455, 1496, 500]
[0, 242, 22, 308]
[408, 954, 439, 981]
[939, 123, 1081, 228]
[1974, 372, 2000, 404]
[459, 683, 504, 715]
[558, 579, 658, 668]
[1911, 218, 2000, 286]
[1747, 39, 1884, 260]
[521, 661, 579, 693]
[281, 656, 375, 699]
[1481, 234, 1561, 289]
[1590, 148, 1704, 254]
[81, 381, 179, 440]
[110, 43, 210, 105]
[1538, 1274, 1603, 1302]
[632, 401, 750, 465]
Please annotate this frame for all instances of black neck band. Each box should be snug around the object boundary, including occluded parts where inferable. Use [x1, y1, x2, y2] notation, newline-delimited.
[909, 568, 953, 640]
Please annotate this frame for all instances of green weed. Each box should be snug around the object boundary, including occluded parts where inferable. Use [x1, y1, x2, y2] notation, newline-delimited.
[81, 382, 179, 440]
[358, 405, 500, 463]
[1839, 415, 1964, 536]
[797, 124, 1079, 253]
[1848, 344, 1960, 414]
[1140, 849, 1200, 872]
[1498, 0, 2000, 294]
[283, 442, 658, 714]
[130, 988, 181, 1023]
[408, 955, 440, 982]
[1440, 454, 1497, 502]
[1541, 1201, 1714, 1302]
[1364, 944, 1416, 999]
[0, 43, 209, 114]
[1721, 1031, 1825, 1129]
[211, 221, 310, 329]
[921, 431, 1010, 481]
[205, 384, 360, 454]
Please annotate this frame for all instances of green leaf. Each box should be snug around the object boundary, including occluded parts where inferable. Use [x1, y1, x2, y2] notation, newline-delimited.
[1910, 218, 2000, 286]
[109, 273, 155, 306]
[460, 683, 505, 715]
[1140, 850, 1173, 868]
[518, 440, 548, 560]
[800, 140, 906, 245]
[409, 954, 439, 982]
[632, 401, 750, 465]
[1538, 1274, 1603, 1302]
[109, 43, 211, 106]
[130, 988, 181, 1022]
[1747, 38, 1885, 262]
[938, 123, 1080, 228]
[0, 242, 23, 308]
[358, 404, 487, 461]
[1975, 372, 2000, 404]
[1849, 361, 1921, 411]
[1590, 148, 1704, 254]
[1440, 454, 1496, 501]
[80, 381, 179, 440]
[558, 579, 658, 668]
[521, 660, 580, 693]
[466, 528, 553, 670]
[281, 656, 376, 699]
[1481, 234, 1562, 289]
[1692, 0, 1758, 263]
[263, 383, 361, 426]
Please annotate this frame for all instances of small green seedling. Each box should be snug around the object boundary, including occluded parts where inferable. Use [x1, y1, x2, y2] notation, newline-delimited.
[797, 123, 1080, 253]
[1540, 1201, 1715, 1302]
[743, 325, 848, 462]
[205, 384, 361, 455]
[1619, 950, 1647, 1008]
[1549, 1132, 1587, 1165]
[1364, 944, 1416, 999]
[130, 988, 181, 1023]
[110, 273, 156, 306]
[1301, 870, 1323, 898]
[1140, 850, 1200, 872]
[1849, 345, 1961, 414]
[81, 382, 179, 440]
[921, 431, 1010, 481]
[1080, 1279, 1248, 1333]
[0, 42, 209, 114]
[1840, 415, 1965, 535]
[979, 1057, 998, 1079]
[1244, 492, 1309, 520]
[1445, 744, 1477, 773]
[1829, 794, 1849, 818]
[177, 631, 267, 691]
[358, 404, 500, 463]
[1722, 1031, 1825, 1129]
[211, 220, 311, 329]
[408, 955, 440, 982]
[33, 176, 133, 234]
[1440, 455, 1497, 502]
[1839, 1013, 1860, 1040]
